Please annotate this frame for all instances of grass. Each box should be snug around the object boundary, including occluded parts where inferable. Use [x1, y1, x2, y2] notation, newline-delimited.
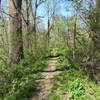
[0, 55, 49, 100]
[49, 55, 100, 100]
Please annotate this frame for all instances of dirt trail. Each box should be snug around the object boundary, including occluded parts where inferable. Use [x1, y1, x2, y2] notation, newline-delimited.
[31, 57, 59, 100]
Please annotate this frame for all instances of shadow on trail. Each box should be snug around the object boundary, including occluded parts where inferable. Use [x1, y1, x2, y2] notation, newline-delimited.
[31, 56, 60, 100]
[32, 67, 69, 74]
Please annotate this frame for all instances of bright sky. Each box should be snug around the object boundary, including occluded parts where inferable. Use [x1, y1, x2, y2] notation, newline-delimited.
[1, 0, 74, 16]
[36, 0, 74, 29]
[1, 0, 74, 29]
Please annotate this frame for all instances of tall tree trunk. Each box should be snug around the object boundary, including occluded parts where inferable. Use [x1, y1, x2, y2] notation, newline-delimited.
[46, 1, 51, 48]
[47, 18, 50, 47]
[0, 0, 1, 8]
[96, 0, 100, 52]
[33, 0, 37, 50]
[92, 0, 100, 52]
[8, 0, 24, 64]
[25, 0, 31, 51]
[73, 17, 77, 59]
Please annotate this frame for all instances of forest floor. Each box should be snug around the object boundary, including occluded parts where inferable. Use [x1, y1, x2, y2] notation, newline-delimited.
[31, 57, 61, 100]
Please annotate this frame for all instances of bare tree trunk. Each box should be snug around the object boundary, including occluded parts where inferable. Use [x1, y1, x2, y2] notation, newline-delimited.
[92, 0, 100, 52]
[29, 0, 37, 51]
[25, 0, 31, 51]
[95, 0, 100, 52]
[73, 18, 77, 59]
[8, 0, 24, 64]
[46, 0, 55, 48]
[47, 18, 50, 47]
[0, 0, 1, 8]
[33, 0, 37, 50]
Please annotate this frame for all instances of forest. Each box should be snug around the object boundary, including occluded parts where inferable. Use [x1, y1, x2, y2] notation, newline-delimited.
[0, 0, 100, 100]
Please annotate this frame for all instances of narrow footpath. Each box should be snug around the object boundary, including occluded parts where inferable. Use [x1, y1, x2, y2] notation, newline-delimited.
[31, 57, 59, 100]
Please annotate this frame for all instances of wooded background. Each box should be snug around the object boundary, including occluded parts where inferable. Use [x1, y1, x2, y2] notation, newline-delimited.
[0, 0, 100, 99]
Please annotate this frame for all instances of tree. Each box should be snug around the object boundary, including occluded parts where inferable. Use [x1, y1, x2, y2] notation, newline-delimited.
[0, 0, 1, 8]
[94, 0, 100, 52]
[46, 0, 58, 47]
[8, 0, 24, 64]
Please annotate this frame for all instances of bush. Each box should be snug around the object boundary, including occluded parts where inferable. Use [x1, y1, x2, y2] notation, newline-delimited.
[56, 56, 71, 69]
[69, 79, 86, 100]
[51, 44, 73, 57]
[0, 56, 48, 100]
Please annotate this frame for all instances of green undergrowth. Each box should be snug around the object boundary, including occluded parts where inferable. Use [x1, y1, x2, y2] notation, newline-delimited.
[56, 56, 71, 70]
[0, 55, 49, 100]
[50, 44, 72, 57]
[49, 55, 100, 100]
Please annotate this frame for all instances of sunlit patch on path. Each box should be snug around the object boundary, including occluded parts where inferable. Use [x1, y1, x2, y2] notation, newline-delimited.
[31, 57, 59, 100]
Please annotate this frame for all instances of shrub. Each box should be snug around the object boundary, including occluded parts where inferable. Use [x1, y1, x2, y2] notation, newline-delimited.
[0, 56, 48, 100]
[69, 79, 86, 100]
